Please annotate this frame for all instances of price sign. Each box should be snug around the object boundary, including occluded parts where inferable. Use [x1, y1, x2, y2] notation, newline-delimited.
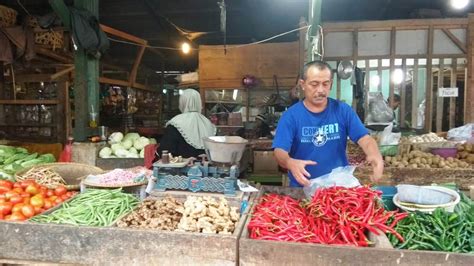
[438, 87, 458, 97]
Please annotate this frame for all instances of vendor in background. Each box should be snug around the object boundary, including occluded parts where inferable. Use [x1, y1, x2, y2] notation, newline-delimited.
[272, 60, 383, 187]
[157, 89, 216, 159]
[255, 114, 273, 139]
[387, 93, 401, 127]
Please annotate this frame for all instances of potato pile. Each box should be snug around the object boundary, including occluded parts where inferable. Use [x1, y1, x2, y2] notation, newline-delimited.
[456, 143, 474, 164]
[385, 150, 471, 169]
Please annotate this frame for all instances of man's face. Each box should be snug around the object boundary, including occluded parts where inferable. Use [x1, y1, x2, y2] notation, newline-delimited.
[299, 67, 332, 108]
[391, 101, 400, 110]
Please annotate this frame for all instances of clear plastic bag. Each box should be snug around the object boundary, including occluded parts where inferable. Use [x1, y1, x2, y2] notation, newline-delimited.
[380, 123, 401, 145]
[366, 92, 394, 125]
[303, 166, 361, 198]
[447, 123, 473, 141]
[396, 184, 453, 205]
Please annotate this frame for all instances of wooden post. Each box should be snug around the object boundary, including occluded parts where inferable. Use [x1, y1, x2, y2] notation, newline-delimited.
[307, 0, 323, 61]
[389, 28, 396, 113]
[436, 60, 444, 132]
[467, 14, 474, 123]
[412, 59, 419, 129]
[425, 26, 434, 132]
[49, 0, 100, 141]
[449, 59, 457, 129]
[400, 58, 407, 128]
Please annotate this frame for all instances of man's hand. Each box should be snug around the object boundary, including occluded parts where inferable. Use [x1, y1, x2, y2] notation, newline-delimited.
[286, 158, 317, 186]
[357, 135, 384, 183]
[366, 154, 383, 183]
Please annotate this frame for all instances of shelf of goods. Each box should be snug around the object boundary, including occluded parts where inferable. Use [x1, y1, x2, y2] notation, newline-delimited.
[0, 78, 68, 143]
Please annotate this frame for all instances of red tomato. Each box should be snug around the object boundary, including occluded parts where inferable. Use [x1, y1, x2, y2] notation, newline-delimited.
[21, 204, 35, 218]
[12, 203, 24, 213]
[46, 190, 54, 197]
[0, 180, 13, 189]
[13, 182, 21, 188]
[20, 192, 30, 198]
[0, 194, 5, 200]
[49, 195, 58, 202]
[25, 184, 39, 195]
[20, 180, 35, 189]
[12, 187, 23, 194]
[8, 212, 26, 221]
[54, 186, 67, 196]
[23, 197, 31, 205]
[0, 185, 10, 194]
[54, 198, 63, 205]
[33, 206, 43, 214]
[60, 194, 69, 201]
[0, 213, 4, 220]
[0, 198, 5, 204]
[43, 199, 53, 210]
[30, 195, 44, 208]
[9, 195, 23, 205]
[0, 202, 13, 215]
[4, 191, 19, 200]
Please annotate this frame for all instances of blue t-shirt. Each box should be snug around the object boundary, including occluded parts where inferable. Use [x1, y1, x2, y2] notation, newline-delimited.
[272, 99, 368, 187]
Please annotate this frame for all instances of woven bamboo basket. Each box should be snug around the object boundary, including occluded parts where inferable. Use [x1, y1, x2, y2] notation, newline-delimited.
[0, 5, 17, 28]
[34, 29, 64, 50]
[15, 163, 104, 190]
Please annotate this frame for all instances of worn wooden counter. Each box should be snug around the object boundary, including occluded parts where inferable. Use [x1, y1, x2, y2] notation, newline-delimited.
[355, 166, 474, 190]
[0, 191, 253, 266]
[239, 186, 474, 266]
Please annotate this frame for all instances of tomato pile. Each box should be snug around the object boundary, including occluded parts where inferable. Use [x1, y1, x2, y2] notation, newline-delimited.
[0, 180, 76, 221]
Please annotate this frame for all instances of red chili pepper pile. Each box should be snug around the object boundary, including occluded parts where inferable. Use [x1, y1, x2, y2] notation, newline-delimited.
[248, 186, 408, 247]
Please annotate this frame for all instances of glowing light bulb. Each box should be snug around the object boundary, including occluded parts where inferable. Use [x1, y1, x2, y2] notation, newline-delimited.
[162, 89, 167, 94]
[181, 42, 191, 54]
[370, 75, 380, 87]
[451, 0, 469, 9]
[392, 69, 404, 85]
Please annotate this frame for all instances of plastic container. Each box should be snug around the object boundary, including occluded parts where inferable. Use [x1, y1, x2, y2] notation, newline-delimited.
[374, 186, 397, 211]
[378, 145, 398, 156]
[393, 186, 460, 213]
[430, 147, 457, 158]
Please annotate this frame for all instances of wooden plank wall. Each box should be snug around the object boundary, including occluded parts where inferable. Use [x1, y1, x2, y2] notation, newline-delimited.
[467, 14, 474, 123]
[199, 42, 300, 89]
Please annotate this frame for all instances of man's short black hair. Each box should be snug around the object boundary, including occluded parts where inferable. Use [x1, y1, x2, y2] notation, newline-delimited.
[301, 60, 334, 80]
[387, 93, 401, 103]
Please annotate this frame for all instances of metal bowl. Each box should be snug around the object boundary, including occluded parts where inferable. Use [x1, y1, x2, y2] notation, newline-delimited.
[203, 136, 248, 164]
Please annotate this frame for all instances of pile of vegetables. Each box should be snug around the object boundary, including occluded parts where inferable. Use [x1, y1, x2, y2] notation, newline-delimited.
[0, 145, 56, 181]
[99, 132, 157, 159]
[16, 166, 66, 188]
[30, 188, 139, 226]
[117, 197, 183, 230]
[117, 196, 240, 234]
[84, 168, 146, 186]
[248, 186, 407, 246]
[402, 133, 446, 143]
[0, 180, 75, 221]
[457, 143, 474, 164]
[385, 150, 471, 169]
[389, 193, 473, 253]
[177, 196, 240, 234]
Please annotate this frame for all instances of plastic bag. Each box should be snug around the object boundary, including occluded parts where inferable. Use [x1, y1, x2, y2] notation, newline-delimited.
[366, 92, 394, 125]
[380, 123, 401, 145]
[447, 123, 473, 141]
[303, 166, 361, 198]
[396, 185, 453, 205]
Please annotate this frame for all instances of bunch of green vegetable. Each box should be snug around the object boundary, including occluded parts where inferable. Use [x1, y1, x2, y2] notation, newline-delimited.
[30, 188, 139, 226]
[389, 193, 474, 254]
[0, 145, 56, 181]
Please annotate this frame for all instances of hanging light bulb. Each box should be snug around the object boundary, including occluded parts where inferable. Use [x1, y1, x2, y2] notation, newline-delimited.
[450, 0, 470, 9]
[392, 69, 404, 85]
[370, 75, 380, 88]
[162, 89, 167, 94]
[179, 89, 183, 95]
[232, 89, 238, 100]
[181, 42, 191, 54]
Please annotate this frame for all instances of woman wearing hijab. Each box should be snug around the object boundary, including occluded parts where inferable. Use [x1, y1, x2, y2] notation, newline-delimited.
[157, 89, 216, 158]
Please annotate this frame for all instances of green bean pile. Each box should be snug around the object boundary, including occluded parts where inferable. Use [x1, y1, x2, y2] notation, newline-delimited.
[30, 189, 139, 226]
[389, 193, 474, 254]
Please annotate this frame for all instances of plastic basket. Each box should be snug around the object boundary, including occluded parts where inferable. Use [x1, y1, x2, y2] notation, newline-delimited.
[0, 5, 17, 28]
[379, 145, 398, 156]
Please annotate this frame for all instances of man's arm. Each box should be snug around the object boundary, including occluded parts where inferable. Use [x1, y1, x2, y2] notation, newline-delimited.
[357, 135, 383, 182]
[274, 148, 316, 186]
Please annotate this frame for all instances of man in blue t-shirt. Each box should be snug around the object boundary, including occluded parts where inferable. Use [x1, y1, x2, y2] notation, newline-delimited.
[272, 61, 383, 187]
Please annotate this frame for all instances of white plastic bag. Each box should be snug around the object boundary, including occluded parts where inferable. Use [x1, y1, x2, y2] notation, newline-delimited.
[447, 123, 473, 141]
[303, 166, 361, 198]
[380, 123, 401, 145]
[396, 185, 453, 205]
[366, 92, 394, 125]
